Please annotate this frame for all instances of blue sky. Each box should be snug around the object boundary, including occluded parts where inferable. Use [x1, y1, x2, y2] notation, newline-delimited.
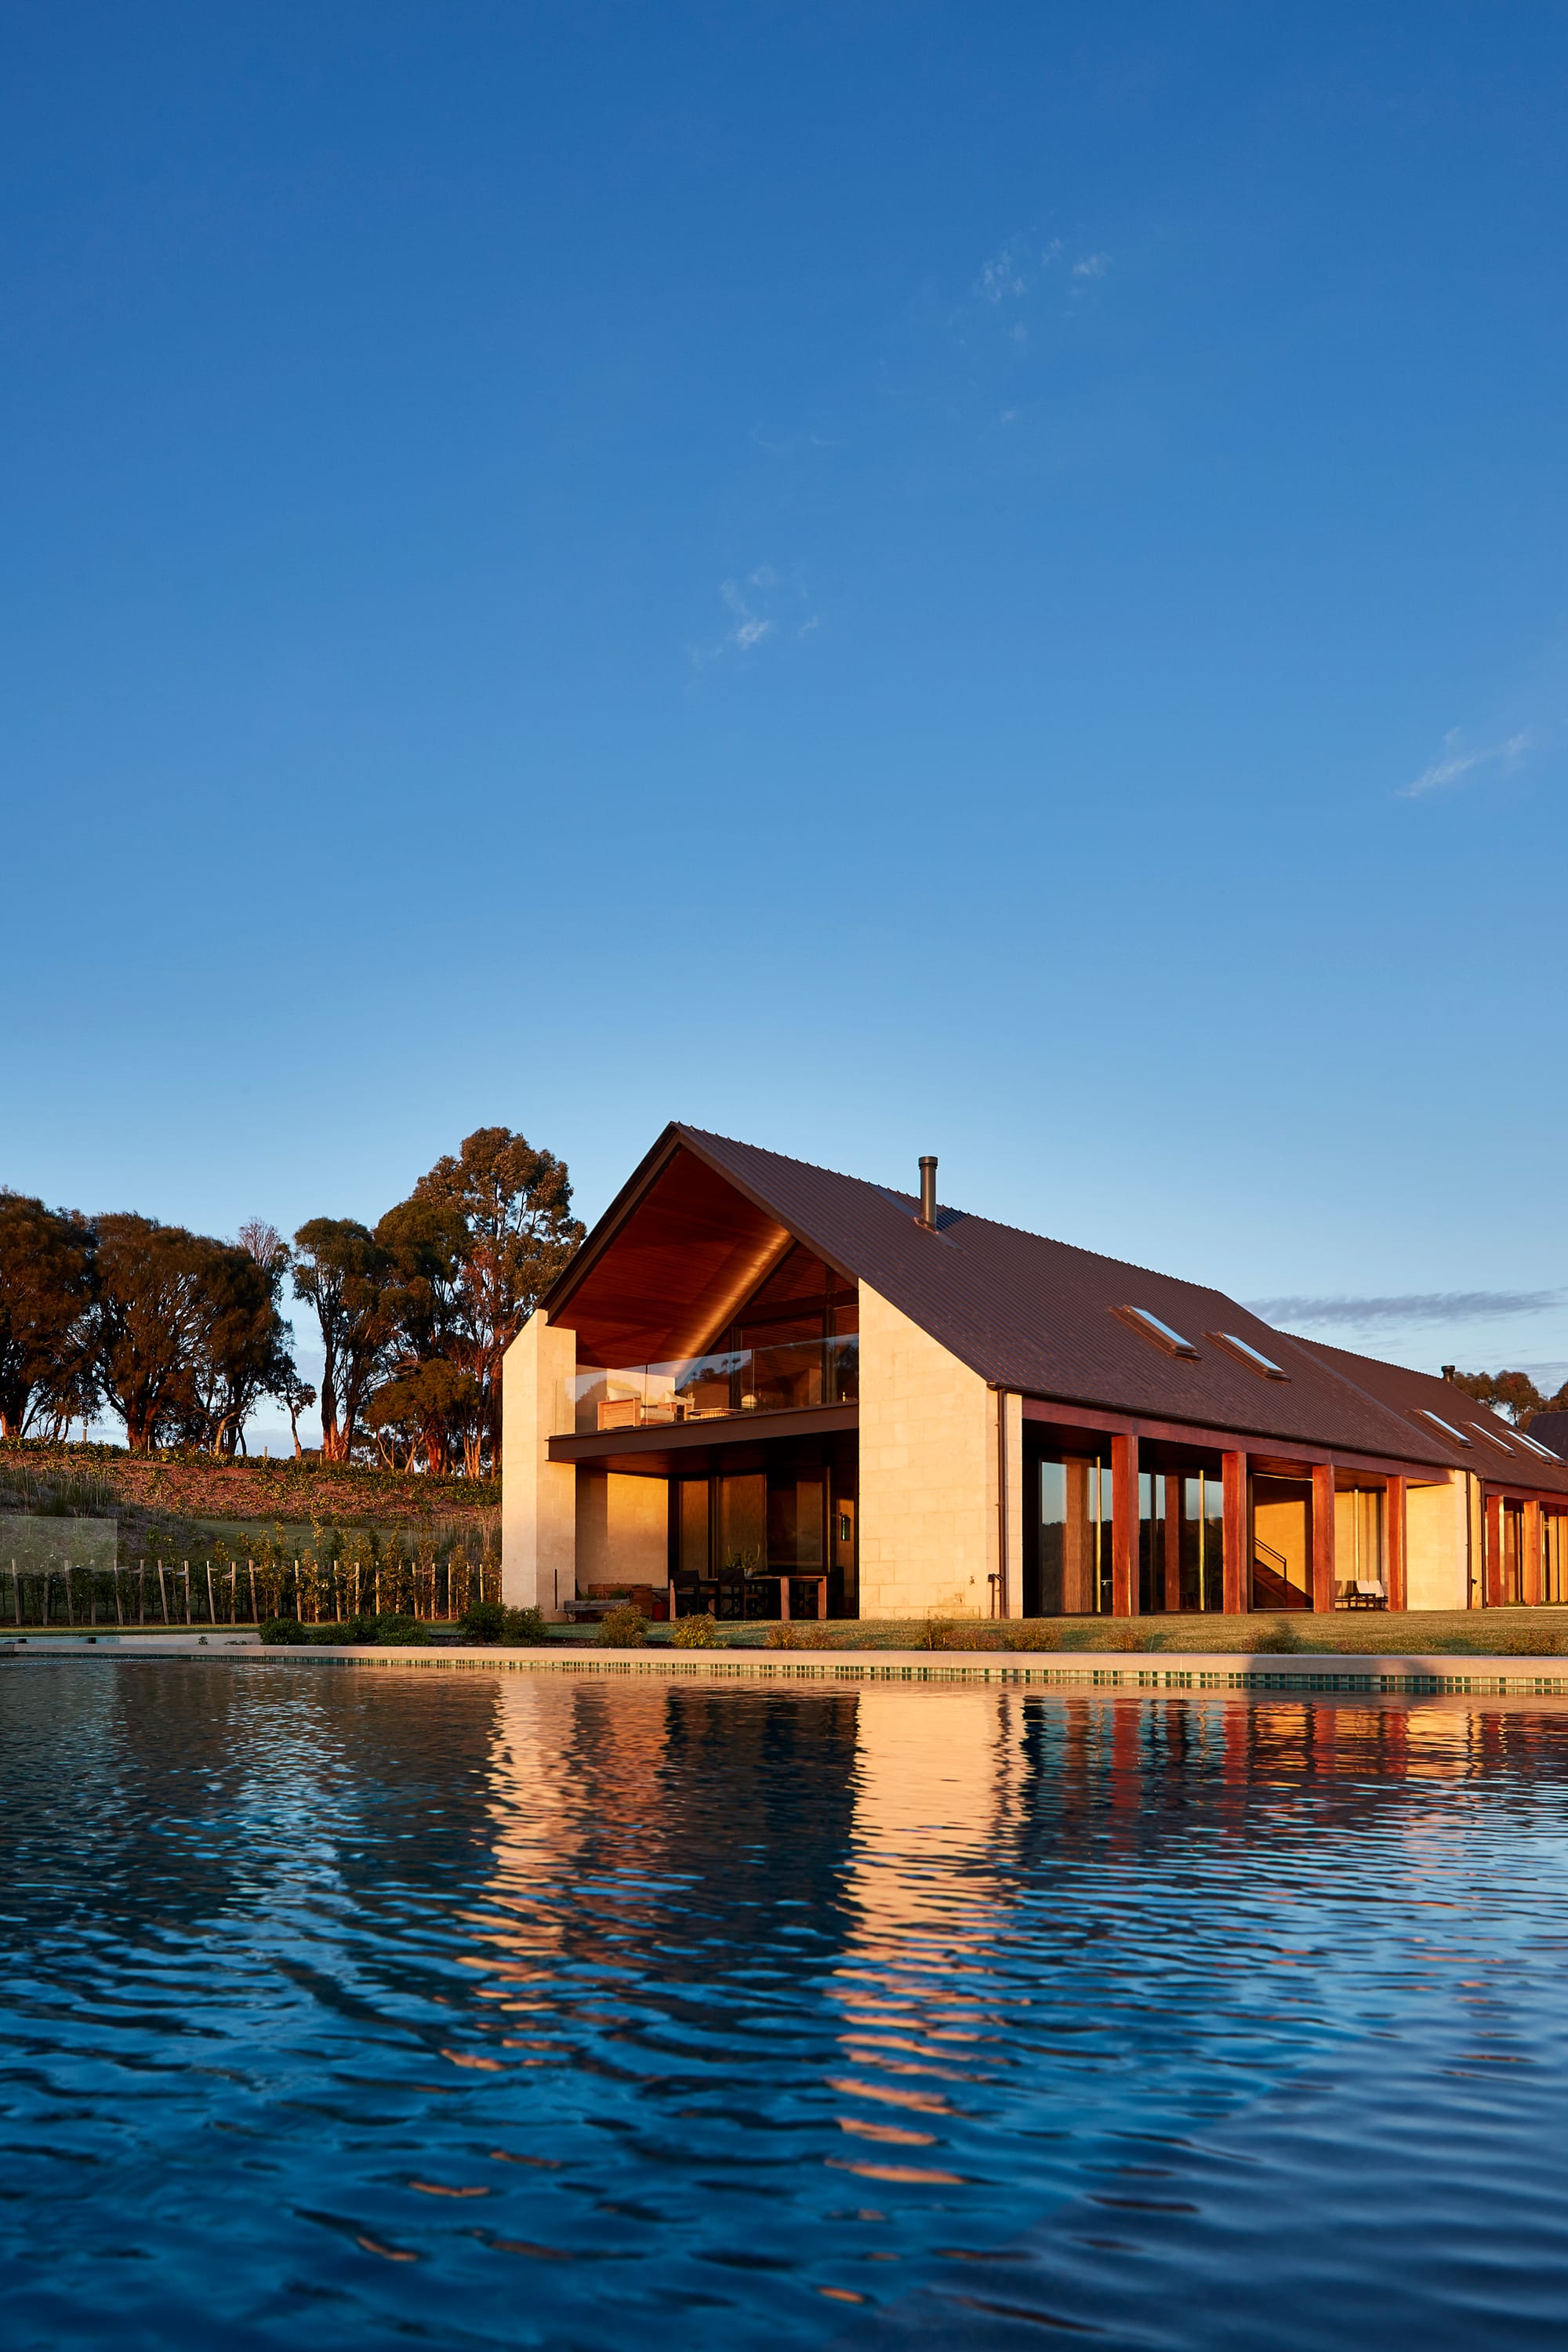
[4, 2, 1567, 1444]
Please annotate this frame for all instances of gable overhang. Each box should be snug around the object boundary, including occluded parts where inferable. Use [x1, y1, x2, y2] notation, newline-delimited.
[538, 1124, 861, 1370]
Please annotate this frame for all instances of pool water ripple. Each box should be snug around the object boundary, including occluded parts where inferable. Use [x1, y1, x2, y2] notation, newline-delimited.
[5, 1664, 1568, 2347]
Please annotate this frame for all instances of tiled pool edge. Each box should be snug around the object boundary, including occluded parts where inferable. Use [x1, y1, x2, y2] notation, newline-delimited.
[27, 1641, 1567, 1697]
[319, 1647, 1568, 1696]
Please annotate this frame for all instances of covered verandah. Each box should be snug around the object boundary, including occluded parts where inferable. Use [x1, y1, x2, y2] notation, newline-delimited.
[1017, 1397, 1459, 1619]
[547, 1404, 860, 1624]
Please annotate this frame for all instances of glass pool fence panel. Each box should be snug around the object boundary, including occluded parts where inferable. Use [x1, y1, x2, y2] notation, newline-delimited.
[572, 1333, 859, 1433]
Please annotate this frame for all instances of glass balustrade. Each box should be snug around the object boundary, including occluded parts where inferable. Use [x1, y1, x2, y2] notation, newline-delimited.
[571, 1334, 858, 1433]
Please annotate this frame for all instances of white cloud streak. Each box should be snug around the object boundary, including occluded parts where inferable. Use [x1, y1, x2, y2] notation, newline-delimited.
[1244, 1289, 1562, 1330]
[1401, 727, 1533, 798]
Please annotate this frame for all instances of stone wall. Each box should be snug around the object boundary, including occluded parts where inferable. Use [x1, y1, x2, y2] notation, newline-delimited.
[857, 1285, 1018, 1619]
[1405, 1470, 1472, 1610]
[500, 1311, 577, 1616]
[577, 1470, 669, 1591]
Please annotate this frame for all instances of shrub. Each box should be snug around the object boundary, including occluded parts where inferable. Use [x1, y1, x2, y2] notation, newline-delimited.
[1004, 1620, 1070, 1652]
[597, 1603, 647, 1648]
[766, 1621, 836, 1649]
[1098, 1624, 1163, 1653]
[916, 1614, 956, 1651]
[502, 1605, 548, 1645]
[259, 1617, 310, 1646]
[376, 1613, 426, 1646]
[672, 1610, 721, 1649]
[1250, 1619, 1305, 1654]
[340, 1614, 380, 1643]
[462, 1599, 508, 1642]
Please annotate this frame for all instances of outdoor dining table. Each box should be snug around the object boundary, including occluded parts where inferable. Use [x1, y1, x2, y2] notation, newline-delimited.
[775, 1572, 828, 1622]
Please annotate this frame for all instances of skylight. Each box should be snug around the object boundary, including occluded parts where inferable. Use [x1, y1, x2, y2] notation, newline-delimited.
[1416, 1409, 1473, 1447]
[1470, 1424, 1514, 1454]
[1210, 1331, 1288, 1381]
[1515, 1428, 1563, 1461]
[1117, 1305, 1200, 1359]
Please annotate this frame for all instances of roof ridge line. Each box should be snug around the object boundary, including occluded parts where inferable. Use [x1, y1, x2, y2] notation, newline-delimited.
[678, 1123, 1263, 1298]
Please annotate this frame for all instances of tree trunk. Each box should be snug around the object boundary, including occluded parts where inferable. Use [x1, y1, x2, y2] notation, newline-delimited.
[318, 1360, 341, 1460]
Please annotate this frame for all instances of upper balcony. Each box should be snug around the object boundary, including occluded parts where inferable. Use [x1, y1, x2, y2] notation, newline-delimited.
[571, 1334, 858, 1435]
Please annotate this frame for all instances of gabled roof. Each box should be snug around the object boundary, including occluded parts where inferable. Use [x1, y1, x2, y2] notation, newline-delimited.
[542, 1123, 1568, 1486]
[1527, 1410, 1568, 1460]
[1293, 1338, 1568, 1491]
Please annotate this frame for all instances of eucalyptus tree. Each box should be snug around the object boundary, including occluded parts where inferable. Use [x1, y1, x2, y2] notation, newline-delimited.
[404, 1127, 583, 1474]
[0, 1191, 97, 1438]
[88, 1214, 212, 1450]
[291, 1219, 396, 1461]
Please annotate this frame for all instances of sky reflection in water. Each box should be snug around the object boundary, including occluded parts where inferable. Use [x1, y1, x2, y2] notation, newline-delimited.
[5, 1661, 1568, 2350]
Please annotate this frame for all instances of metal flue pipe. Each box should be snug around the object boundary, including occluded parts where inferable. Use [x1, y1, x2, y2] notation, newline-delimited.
[917, 1155, 938, 1229]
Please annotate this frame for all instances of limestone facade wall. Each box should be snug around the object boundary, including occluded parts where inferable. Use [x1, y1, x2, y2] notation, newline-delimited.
[500, 1311, 578, 1616]
[857, 1284, 1017, 1620]
[1405, 1471, 1472, 1610]
[577, 1471, 670, 1590]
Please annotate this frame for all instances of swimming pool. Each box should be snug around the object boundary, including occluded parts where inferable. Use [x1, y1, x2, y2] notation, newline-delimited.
[5, 1661, 1568, 2347]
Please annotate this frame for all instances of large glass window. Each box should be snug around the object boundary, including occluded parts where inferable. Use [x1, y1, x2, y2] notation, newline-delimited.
[1252, 1474, 1312, 1610]
[668, 1435, 858, 1618]
[1334, 1486, 1385, 1599]
[1181, 1472, 1226, 1612]
[1138, 1465, 1226, 1612]
[732, 1244, 858, 1413]
[677, 1479, 709, 1578]
[1033, 1453, 1112, 1615]
[768, 1473, 825, 1568]
[1138, 1472, 1171, 1613]
[717, 1472, 767, 1576]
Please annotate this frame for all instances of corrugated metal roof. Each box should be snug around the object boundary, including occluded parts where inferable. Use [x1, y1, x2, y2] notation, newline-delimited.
[1294, 1338, 1568, 1493]
[545, 1123, 1568, 1488]
[1526, 1411, 1568, 1461]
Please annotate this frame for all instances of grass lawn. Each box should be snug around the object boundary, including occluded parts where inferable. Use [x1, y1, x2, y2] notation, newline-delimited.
[615, 1607, 1568, 1655]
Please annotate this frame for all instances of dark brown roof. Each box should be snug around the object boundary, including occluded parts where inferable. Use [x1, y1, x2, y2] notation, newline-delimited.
[1527, 1411, 1568, 1460]
[543, 1123, 1568, 1483]
[1292, 1338, 1568, 1494]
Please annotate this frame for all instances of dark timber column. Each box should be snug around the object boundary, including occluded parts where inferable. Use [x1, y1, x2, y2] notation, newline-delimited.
[1524, 1499, 1543, 1606]
[1163, 1475, 1182, 1613]
[1112, 1432, 1138, 1617]
[1222, 1451, 1247, 1615]
[1312, 1461, 1338, 1613]
[1385, 1476, 1406, 1613]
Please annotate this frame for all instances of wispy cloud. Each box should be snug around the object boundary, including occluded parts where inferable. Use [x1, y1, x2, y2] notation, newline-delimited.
[975, 251, 1026, 303]
[1401, 726, 1533, 799]
[719, 573, 771, 652]
[751, 426, 840, 458]
[971, 240, 1110, 313]
[1244, 1289, 1563, 1330]
[691, 567, 818, 667]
